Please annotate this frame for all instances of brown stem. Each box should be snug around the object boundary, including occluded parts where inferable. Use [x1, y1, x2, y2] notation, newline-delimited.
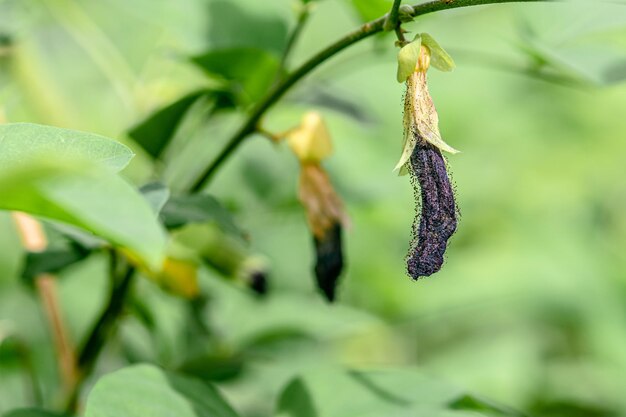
[12, 213, 78, 393]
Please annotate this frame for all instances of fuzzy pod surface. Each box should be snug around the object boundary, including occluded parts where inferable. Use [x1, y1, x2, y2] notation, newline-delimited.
[407, 141, 457, 279]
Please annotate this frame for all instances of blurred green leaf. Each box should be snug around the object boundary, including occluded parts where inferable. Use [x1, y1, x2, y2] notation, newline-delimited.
[2, 410, 69, 417]
[140, 182, 170, 216]
[48, 222, 107, 250]
[276, 378, 318, 417]
[191, 48, 280, 105]
[450, 394, 525, 416]
[206, 0, 288, 55]
[602, 59, 626, 85]
[129, 91, 208, 159]
[0, 336, 22, 366]
[84, 364, 240, 417]
[0, 158, 165, 269]
[275, 368, 524, 417]
[529, 400, 617, 417]
[172, 223, 246, 276]
[161, 194, 242, 237]
[177, 351, 245, 382]
[0, 123, 133, 172]
[21, 244, 90, 284]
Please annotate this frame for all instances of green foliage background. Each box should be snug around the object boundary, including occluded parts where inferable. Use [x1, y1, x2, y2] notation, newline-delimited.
[1, 0, 626, 416]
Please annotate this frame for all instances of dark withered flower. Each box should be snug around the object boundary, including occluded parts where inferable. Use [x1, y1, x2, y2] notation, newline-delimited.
[407, 141, 457, 279]
[395, 35, 458, 280]
[285, 113, 349, 301]
[313, 223, 343, 301]
[246, 270, 268, 296]
[298, 163, 348, 302]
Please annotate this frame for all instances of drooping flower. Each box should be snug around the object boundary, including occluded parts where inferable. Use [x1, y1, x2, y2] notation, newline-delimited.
[287, 112, 349, 301]
[395, 34, 458, 279]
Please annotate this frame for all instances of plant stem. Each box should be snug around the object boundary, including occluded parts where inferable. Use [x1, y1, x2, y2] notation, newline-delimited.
[277, 4, 312, 76]
[65, 251, 136, 412]
[35, 276, 77, 390]
[190, 0, 544, 191]
[384, 0, 404, 32]
[12, 213, 78, 393]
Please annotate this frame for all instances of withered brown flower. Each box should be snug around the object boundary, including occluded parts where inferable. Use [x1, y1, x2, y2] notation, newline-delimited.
[395, 36, 458, 279]
[286, 112, 349, 301]
[298, 163, 348, 301]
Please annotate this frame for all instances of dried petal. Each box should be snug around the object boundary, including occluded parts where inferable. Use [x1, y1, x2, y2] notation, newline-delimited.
[394, 46, 458, 174]
[407, 141, 457, 279]
[298, 164, 348, 301]
[298, 164, 348, 238]
[407, 70, 459, 154]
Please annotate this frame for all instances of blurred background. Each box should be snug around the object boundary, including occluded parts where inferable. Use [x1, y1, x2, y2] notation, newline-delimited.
[1, 0, 626, 416]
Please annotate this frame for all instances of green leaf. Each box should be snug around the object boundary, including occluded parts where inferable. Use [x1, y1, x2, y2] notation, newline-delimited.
[49, 223, 107, 250]
[206, 1, 288, 56]
[84, 364, 240, 417]
[140, 182, 170, 216]
[0, 158, 166, 269]
[450, 394, 526, 416]
[177, 351, 245, 382]
[0, 336, 23, 366]
[191, 48, 280, 105]
[0, 123, 133, 172]
[128, 91, 208, 159]
[21, 244, 90, 284]
[276, 378, 317, 417]
[420, 33, 455, 72]
[161, 194, 242, 237]
[275, 368, 524, 417]
[2, 409, 70, 417]
[397, 35, 422, 83]
[172, 223, 246, 275]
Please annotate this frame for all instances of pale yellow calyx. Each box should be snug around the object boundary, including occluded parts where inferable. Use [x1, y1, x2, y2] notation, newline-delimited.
[394, 62, 459, 174]
[287, 112, 333, 163]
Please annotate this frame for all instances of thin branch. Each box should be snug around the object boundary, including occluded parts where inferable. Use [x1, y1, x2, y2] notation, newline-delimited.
[277, 4, 312, 76]
[395, 26, 408, 46]
[12, 213, 78, 393]
[189, 0, 546, 191]
[65, 251, 136, 412]
[35, 276, 77, 389]
[76, 254, 134, 372]
[384, 0, 404, 32]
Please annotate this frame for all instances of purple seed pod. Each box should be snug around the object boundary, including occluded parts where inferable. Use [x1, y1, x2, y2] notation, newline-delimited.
[407, 140, 457, 279]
